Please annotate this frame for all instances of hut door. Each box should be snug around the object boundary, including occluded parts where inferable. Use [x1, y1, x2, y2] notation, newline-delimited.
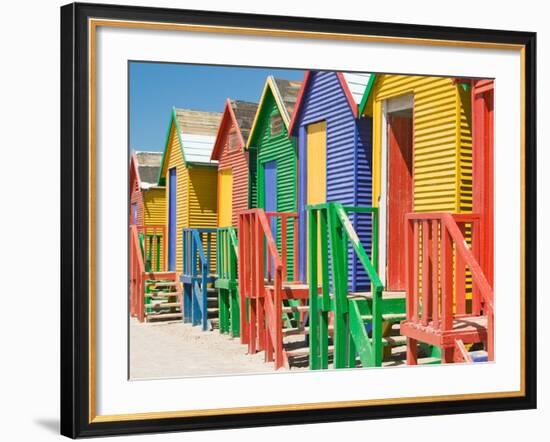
[264, 160, 277, 238]
[168, 168, 177, 271]
[218, 169, 233, 227]
[307, 121, 327, 281]
[264, 160, 277, 276]
[385, 110, 413, 291]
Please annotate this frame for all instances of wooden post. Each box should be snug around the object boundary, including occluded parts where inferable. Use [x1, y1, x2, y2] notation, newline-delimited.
[308, 207, 319, 370]
[431, 220, 440, 329]
[441, 223, 453, 332]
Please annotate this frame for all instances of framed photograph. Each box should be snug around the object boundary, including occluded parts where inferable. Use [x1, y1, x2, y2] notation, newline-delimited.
[60, 2, 537, 438]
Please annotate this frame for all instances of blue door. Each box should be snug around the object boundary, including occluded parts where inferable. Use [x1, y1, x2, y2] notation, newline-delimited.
[168, 168, 177, 271]
[264, 160, 277, 235]
[264, 161, 277, 277]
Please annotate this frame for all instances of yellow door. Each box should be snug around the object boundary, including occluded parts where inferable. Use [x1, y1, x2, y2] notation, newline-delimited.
[307, 121, 327, 281]
[218, 169, 233, 227]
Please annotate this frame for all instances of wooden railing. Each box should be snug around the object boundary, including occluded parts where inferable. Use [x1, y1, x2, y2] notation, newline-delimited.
[238, 209, 298, 368]
[264, 212, 299, 282]
[182, 228, 216, 330]
[216, 227, 239, 336]
[130, 225, 146, 321]
[137, 225, 165, 272]
[307, 203, 383, 368]
[405, 213, 494, 360]
[130, 225, 172, 322]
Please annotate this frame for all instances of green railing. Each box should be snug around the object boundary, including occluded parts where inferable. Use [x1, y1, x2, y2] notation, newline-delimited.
[137, 225, 165, 272]
[307, 202, 384, 369]
[215, 227, 240, 336]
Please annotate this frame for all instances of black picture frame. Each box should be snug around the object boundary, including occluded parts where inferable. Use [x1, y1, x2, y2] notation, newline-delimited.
[60, 2, 537, 438]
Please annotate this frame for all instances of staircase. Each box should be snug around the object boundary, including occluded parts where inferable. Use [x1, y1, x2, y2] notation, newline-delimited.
[238, 209, 307, 369]
[144, 273, 182, 322]
[130, 224, 180, 322]
[307, 203, 418, 369]
[181, 228, 219, 331]
[400, 213, 494, 363]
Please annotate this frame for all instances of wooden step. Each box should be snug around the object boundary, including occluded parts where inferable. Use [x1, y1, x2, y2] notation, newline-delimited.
[361, 313, 406, 322]
[149, 281, 178, 287]
[285, 345, 334, 359]
[148, 302, 180, 308]
[282, 326, 334, 337]
[379, 335, 407, 347]
[149, 292, 178, 298]
[282, 305, 308, 314]
[148, 295, 177, 301]
[418, 356, 441, 365]
[207, 307, 219, 314]
[146, 312, 182, 321]
[348, 291, 406, 300]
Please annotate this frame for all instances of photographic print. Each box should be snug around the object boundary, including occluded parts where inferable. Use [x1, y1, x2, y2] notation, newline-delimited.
[61, 3, 535, 437]
[128, 62, 495, 378]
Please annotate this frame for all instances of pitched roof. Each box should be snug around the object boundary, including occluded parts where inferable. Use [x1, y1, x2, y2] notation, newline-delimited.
[134, 151, 163, 188]
[230, 100, 258, 144]
[342, 72, 374, 105]
[174, 108, 222, 165]
[271, 78, 302, 120]
[246, 76, 302, 148]
[211, 99, 259, 161]
[289, 71, 376, 135]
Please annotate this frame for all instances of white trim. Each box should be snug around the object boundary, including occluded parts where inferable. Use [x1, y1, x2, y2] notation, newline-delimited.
[379, 101, 388, 285]
[379, 95, 414, 285]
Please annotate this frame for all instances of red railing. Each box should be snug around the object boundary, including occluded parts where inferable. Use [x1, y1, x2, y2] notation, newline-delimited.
[130, 225, 146, 321]
[405, 213, 494, 360]
[238, 209, 298, 369]
[265, 212, 299, 282]
[130, 224, 169, 322]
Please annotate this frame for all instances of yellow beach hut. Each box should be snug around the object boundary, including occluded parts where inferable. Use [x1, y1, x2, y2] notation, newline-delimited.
[158, 107, 223, 275]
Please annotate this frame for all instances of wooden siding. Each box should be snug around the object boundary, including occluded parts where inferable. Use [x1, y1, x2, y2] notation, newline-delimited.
[458, 86, 473, 213]
[142, 187, 167, 269]
[143, 187, 166, 226]
[130, 178, 144, 226]
[254, 92, 297, 278]
[368, 75, 471, 214]
[354, 116, 374, 289]
[293, 71, 373, 289]
[165, 121, 189, 274]
[217, 125, 249, 226]
[188, 166, 218, 227]
[188, 165, 218, 271]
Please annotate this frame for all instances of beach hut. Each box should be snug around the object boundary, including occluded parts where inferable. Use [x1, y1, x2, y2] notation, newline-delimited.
[288, 71, 374, 289]
[210, 99, 257, 335]
[157, 107, 222, 275]
[129, 151, 166, 271]
[360, 75, 494, 363]
[245, 76, 301, 278]
[359, 75, 474, 292]
[211, 99, 258, 227]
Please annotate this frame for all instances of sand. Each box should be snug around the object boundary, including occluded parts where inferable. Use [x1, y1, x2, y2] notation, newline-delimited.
[129, 318, 289, 379]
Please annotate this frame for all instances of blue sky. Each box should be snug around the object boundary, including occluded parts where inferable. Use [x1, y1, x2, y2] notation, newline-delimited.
[129, 62, 305, 152]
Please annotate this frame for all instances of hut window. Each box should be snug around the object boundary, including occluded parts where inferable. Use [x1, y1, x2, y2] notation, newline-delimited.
[270, 114, 283, 136]
[228, 129, 240, 150]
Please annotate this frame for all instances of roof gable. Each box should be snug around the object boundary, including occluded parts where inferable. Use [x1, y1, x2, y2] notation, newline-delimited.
[246, 76, 301, 148]
[158, 107, 222, 182]
[289, 71, 375, 135]
[211, 99, 258, 161]
[134, 151, 162, 188]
